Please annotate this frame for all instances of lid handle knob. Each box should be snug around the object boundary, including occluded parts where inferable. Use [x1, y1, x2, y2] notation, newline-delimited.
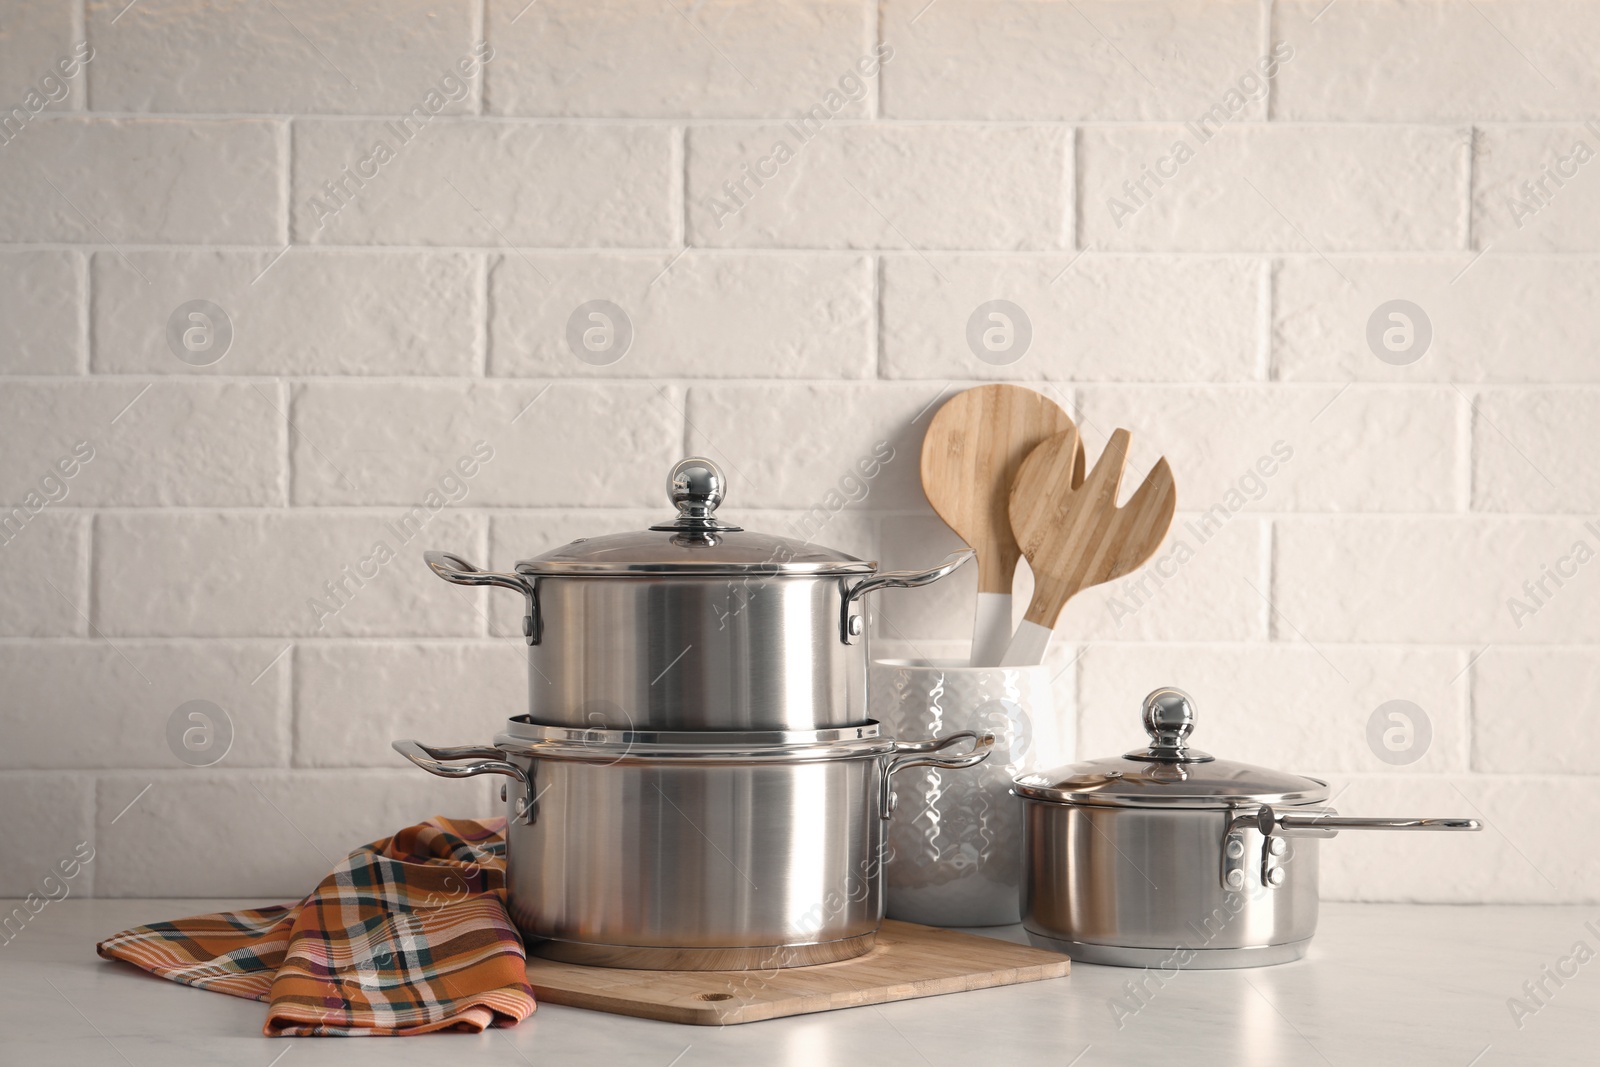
[669, 457, 725, 519]
[650, 457, 743, 534]
[1140, 687, 1202, 760]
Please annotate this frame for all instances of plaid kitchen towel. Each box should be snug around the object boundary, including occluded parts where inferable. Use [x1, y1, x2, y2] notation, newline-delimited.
[96, 816, 535, 1036]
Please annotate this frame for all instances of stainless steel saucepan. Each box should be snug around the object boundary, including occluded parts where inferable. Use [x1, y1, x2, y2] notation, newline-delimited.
[395, 720, 993, 970]
[424, 457, 971, 732]
[1014, 688, 1482, 968]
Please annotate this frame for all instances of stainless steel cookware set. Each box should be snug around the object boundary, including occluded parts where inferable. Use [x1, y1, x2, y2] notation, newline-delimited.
[393, 452, 1484, 974]
[395, 458, 992, 970]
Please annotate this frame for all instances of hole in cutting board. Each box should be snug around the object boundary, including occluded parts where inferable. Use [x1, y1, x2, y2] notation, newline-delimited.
[696, 992, 734, 1001]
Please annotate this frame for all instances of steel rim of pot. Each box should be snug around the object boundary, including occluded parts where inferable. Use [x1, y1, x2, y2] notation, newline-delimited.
[395, 728, 996, 823]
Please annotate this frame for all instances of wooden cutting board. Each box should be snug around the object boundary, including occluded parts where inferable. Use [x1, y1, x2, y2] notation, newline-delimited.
[522, 921, 1070, 1026]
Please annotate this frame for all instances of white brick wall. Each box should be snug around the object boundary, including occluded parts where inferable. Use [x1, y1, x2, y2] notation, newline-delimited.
[0, 0, 1593, 904]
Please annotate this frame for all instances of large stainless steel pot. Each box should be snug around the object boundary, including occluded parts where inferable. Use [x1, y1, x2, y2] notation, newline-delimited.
[1014, 688, 1482, 969]
[395, 720, 993, 970]
[424, 457, 971, 731]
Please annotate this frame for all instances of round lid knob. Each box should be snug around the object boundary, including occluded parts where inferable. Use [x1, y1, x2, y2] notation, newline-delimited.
[649, 457, 742, 533]
[1126, 686, 1212, 764]
[1144, 687, 1195, 748]
[670, 457, 725, 517]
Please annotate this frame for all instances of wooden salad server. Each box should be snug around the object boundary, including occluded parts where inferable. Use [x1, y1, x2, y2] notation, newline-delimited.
[1000, 427, 1176, 667]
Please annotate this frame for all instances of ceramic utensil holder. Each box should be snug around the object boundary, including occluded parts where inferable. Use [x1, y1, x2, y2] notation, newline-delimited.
[871, 659, 1065, 927]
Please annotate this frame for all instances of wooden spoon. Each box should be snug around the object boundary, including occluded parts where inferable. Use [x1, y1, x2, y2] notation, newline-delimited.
[920, 385, 1083, 667]
[1000, 427, 1176, 666]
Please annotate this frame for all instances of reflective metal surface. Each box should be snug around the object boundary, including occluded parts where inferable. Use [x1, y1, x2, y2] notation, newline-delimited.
[647, 456, 742, 533]
[509, 750, 887, 968]
[838, 550, 974, 645]
[1018, 686, 1485, 968]
[524, 571, 867, 729]
[1013, 686, 1331, 808]
[424, 458, 973, 730]
[520, 532, 873, 575]
[1027, 929, 1311, 969]
[1021, 800, 1322, 965]
[501, 715, 884, 755]
[394, 729, 993, 970]
[521, 457, 868, 575]
[1231, 805, 1483, 840]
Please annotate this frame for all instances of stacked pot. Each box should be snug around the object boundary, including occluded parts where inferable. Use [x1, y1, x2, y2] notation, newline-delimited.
[395, 458, 992, 971]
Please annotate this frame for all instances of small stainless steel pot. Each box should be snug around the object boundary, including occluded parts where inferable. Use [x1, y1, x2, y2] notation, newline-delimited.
[395, 720, 993, 970]
[424, 457, 971, 732]
[1013, 688, 1482, 969]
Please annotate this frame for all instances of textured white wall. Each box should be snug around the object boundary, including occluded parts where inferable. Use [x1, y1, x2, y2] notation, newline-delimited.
[0, 0, 1594, 903]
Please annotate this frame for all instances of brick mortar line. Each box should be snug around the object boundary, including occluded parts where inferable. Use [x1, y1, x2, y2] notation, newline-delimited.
[1262, 0, 1277, 123]
[5, 376, 1599, 389]
[1070, 125, 1083, 250]
[14, 636, 1600, 649]
[9, 771, 1593, 782]
[672, 124, 688, 249]
[280, 379, 295, 506]
[1256, 258, 1274, 380]
[9, 639, 1600, 655]
[77, 512, 92, 639]
[473, 251, 490, 377]
[10, 244, 1600, 258]
[16, 114, 1589, 127]
[1466, 124, 1480, 251]
[474, 0, 489, 117]
[870, 0, 883, 120]
[1261, 515, 1277, 641]
[21, 507, 1600, 517]
[277, 119, 292, 246]
[1467, 644, 1483, 774]
[871, 253, 884, 378]
[73, 0, 88, 113]
[74, 249, 90, 374]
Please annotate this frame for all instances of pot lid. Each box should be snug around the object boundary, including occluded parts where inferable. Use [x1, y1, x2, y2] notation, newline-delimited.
[1012, 687, 1330, 809]
[515, 457, 877, 576]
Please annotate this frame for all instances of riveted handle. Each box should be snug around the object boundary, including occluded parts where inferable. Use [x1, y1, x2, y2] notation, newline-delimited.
[1263, 808, 1483, 839]
[878, 730, 994, 819]
[839, 549, 974, 645]
[393, 739, 536, 822]
[424, 550, 540, 645]
[1222, 804, 1482, 891]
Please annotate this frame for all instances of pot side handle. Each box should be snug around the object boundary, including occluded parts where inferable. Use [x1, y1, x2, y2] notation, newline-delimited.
[424, 550, 541, 645]
[393, 739, 536, 823]
[878, 730, 995, 819]
[393, 739, 527, 783]
[839, 549, 975, 645]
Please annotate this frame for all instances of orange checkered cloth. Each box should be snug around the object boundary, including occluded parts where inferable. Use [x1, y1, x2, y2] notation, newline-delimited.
[96, 816, 535, 1036]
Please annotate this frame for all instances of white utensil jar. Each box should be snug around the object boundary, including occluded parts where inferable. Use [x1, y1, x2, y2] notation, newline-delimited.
[870, 659, 1064, 926]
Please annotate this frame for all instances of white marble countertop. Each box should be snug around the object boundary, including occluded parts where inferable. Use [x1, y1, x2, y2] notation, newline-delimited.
[2, 899, 1596, 1065]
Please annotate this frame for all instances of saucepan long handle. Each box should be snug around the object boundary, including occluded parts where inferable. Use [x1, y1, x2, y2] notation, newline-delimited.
[1234, 806, 1483, 839]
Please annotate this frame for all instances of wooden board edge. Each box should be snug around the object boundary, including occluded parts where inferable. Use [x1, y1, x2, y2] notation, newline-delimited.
[526, 982, 727, 1026]
[529, 956, 1071, 1027]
